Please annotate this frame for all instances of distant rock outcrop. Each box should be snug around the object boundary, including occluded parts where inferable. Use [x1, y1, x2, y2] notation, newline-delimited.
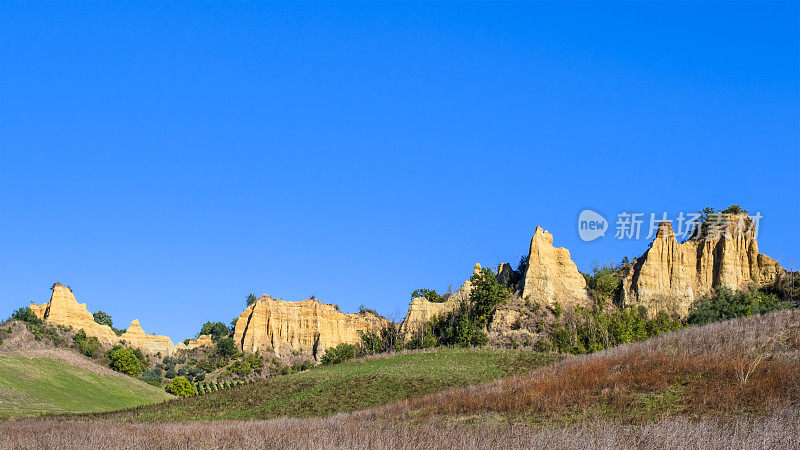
[175, 334, 214, 351]
[398, 263, 482, 338]
[30, 283, 176, 355]
[120, 320, 175, 356]
[520, 226, 590, 308]
[232, 295, 388, 359]
[619, 213, 785, 315]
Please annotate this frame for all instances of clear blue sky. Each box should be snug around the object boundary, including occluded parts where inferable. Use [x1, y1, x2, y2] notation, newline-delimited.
[1, 2, 798, 340]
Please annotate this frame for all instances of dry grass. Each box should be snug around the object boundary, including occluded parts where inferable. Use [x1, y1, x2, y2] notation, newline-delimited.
[2, 310, 798, 448]
[367, 309, 800, 424]
[1, 408, 798, 449]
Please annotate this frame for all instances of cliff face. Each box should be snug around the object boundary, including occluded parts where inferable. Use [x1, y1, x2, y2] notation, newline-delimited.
[233, 295, 388, 359]
[30, 283, 175, 355]
[30, 284, 120, 345]
[398, 263, 482, 338]
[521, 226, 590, 308]
[620, 213, 785, 315]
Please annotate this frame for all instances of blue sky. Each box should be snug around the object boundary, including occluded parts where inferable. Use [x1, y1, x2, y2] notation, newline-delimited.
[1, 2, 797, 340]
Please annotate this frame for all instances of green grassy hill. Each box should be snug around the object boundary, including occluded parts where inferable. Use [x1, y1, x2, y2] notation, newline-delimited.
[0, 355, 172, 418]
[103, 348, 559, 422]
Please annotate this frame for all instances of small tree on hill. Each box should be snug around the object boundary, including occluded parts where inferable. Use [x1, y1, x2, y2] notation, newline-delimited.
[199, 322, 230, 341]
[92, 311, 113, 328]
[165, 376, 196, 397]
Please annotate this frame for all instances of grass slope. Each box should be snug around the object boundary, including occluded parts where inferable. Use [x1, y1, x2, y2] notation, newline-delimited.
[104, 348, 559, 422]
[0, 355, 172, 418]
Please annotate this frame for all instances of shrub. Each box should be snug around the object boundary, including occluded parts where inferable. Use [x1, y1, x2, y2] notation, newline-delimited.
[215, 337, 237, 357]
[199, 322, 230, 341]
[165, 376, 196, 397]
[107, 346, 145, 376]
[92, 311, 113, 328]
[11, 307, 42, 325]
[141, 368, 163, 387]
[411, 289, 445, 303]
[246, 294, 258, 306]
[688, 287, 792, 325]
[73, 329, 101, 358]
[320, 343, 362, 365]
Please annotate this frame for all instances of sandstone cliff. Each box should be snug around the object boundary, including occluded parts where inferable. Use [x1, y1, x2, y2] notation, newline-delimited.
[619, 213, 785, 315]
[30, 283, 176, 355]
[398, 263, 482, 338]
[233, 295, 388, 359]
[30, 284, 120, 345]
[520, 226, 590, 308]
[120, 320, 175, 356]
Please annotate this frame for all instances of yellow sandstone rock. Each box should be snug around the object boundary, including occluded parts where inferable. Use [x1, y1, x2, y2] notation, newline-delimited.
[30, 283, 119, 345]
[398, 263, 482, 338]
[233, 295, 388, 359]
[29, 283, 176, 355]
[521, 226, 590, 308]
[120, 320, 175, 356]
[619, 213, 785, 315]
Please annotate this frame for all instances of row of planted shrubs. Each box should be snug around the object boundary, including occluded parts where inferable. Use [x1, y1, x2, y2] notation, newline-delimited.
[164, 375, 257, 397]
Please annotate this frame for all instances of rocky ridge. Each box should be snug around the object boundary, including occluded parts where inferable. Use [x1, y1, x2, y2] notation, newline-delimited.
[29, 283, 176, 355]
[233, 295, 388, 359]
[619, 213, 786, 315]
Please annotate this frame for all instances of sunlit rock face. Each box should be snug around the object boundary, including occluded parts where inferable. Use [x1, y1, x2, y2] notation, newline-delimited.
[30, 283, 175, 355]
[233, 295, 388, 359]
[520, 226, 590, 309]
[619, 213, 785, 316]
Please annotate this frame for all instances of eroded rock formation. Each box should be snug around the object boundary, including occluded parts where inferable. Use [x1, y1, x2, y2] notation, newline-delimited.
[120, 320, 175, 356]
[619, 213, 785, 315]
[30, 283, 175, 355]
[30, 284, 120, 345]
[233, 295, 388, 359]
[175, 334, 214, 351]
[520, 226, 590, 308]
[398, 263, 482, 338]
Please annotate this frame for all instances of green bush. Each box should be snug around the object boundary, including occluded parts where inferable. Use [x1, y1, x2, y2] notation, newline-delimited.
[11, 307, 42, 325]
[141, 368, 163, 387]
[107, 346, 145, 376]
[165, 376, 196, 397]
[92, 311, 113, 328]
[688, 287, 792, 325]
[320, 343, 362, 365]
[410, 288, 445, 303]
[215, 337, 237, 357]
[199, 322, 230, 341]
[73, 329, 101, 357]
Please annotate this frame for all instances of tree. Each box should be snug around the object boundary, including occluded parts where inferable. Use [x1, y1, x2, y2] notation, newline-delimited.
[410, 289, 444, 303]
[320, 343, 362, 365]
[92, 311, 113, 328]
[215, 337, 237, 357]
[199, 322, 230, 341]
[246, 294, 258, 306]
[11, 307, 42, 325]
[165, 376, 197, 397]
[468, 268, 510, 328]
[107, 346, 145, 376]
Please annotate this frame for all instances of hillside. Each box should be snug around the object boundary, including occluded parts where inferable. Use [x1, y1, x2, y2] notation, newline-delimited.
[97, 348, 559, 422]
[1, 310, 798, 448]
[0, 321, 172, 418]
[367, 308, 800, 425]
